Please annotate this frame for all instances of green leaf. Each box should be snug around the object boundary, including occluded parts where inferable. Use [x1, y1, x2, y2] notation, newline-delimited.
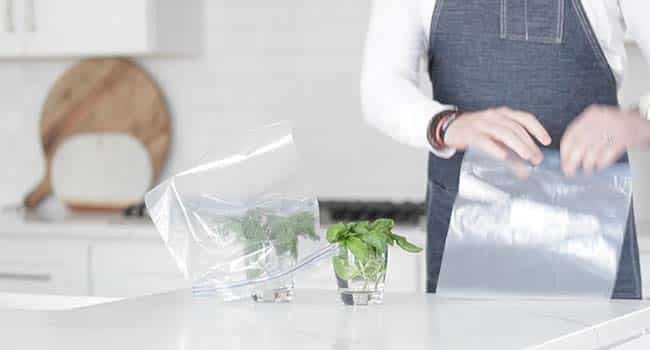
[332, 255, 359, 280]
[396, 239, 422, 253]
[346, 236, 370, 263]
[271, 224, 298, 256]
[222, 220, 243, 236]
[346, 231, 362, 237]
[392, 234, 423, 253]
[240, 209, 268, 242]
[327, 223, 347, 243]
[289, 212, 317, 240]
[361, 231, 388, 254]
[351, 221, 371, 235]
[371, 218, 394, 231]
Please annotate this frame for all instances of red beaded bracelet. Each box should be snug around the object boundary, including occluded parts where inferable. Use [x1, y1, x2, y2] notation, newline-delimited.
[428, 110, 458, 150]
[440, 111, 462, 146]
[434, 113, 451, 148]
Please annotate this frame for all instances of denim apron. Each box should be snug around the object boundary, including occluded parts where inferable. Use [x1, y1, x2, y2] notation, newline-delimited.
[425, 0, 642, 299]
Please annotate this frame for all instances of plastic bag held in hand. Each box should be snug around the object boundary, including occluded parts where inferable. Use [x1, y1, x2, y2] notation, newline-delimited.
[145, 121, 333, 301]
[437, 149, 633, 299]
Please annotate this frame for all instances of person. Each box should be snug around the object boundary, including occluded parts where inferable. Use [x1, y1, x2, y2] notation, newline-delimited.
[361, 0, 650, 299]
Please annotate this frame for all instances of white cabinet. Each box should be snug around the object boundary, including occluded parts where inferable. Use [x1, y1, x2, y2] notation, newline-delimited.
[0, 0, 21, 55]
[385, 243, 425, 293]
[0, 236, 187, 298]
[90, 241, 187, 298]
[297, 259, 337, 291]
[24, 0, 151, 56]
[0, 226, 428, 298]
[0, 238, 88, 295]
[0, 0, 201, 58]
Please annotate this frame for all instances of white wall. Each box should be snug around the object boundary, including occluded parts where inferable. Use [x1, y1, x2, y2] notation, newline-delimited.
[0, 0, 429, 206]
[1, 1, 649, 218]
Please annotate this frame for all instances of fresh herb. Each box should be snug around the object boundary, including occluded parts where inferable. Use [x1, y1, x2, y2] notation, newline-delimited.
[228, 208, 318, 257]
[217, 208, 317, 280]
[326, 219, 422, 284]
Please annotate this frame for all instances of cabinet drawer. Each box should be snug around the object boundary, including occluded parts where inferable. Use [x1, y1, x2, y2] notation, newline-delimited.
[385, 246, 423, 293]
[91, 241, 187, 298]
[0, 239, 88, 295]
[297, 258, 337, 291]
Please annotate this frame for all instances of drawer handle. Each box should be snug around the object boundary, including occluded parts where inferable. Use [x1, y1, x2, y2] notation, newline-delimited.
[0, 272, 52, 282]
[25, 0, 35, 32]
[4, 0, 14, 33]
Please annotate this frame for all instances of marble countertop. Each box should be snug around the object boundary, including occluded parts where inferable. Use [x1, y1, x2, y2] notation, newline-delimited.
[0, 292, 119, 311]
[3, 289, 650, 349]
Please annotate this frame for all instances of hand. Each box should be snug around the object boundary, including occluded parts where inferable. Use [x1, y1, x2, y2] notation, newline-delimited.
[444, 107, 552, 165]
[560, 105, 650, 177]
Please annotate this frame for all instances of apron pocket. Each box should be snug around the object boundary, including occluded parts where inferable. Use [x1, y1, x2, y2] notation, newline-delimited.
[501, 0, 564, 44]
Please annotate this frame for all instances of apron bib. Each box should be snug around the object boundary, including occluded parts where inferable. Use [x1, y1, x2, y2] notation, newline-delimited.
[425, 0, 642, 299]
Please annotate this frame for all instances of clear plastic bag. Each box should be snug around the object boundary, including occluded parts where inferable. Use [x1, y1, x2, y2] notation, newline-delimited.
[437, 149, 633, 299]
[144, 121, 333, 301]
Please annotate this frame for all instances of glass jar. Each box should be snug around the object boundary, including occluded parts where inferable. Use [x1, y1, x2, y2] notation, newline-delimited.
[245, 239, 298, 303]
[332, 245, 387, 306]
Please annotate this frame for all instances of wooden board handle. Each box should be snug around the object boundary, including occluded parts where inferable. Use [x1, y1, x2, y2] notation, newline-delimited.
[23, 176, 51, 209]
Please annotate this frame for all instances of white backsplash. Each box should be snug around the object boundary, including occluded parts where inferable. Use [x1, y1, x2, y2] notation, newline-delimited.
[1, 1, 650, 229]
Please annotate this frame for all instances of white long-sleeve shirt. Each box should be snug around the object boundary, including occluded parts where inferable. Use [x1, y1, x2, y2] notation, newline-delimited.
[361, 0, 650, 156]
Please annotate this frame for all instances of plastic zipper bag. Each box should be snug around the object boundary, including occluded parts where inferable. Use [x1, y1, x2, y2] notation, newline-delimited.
[145, 121, 334, 301]
[437, 149, 633, 299]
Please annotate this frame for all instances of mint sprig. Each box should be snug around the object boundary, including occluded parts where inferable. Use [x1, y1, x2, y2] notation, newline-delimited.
[225, 209, 318, 256]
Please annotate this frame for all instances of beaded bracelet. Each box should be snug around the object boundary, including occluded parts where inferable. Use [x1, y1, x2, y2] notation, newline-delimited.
[434, 113, 451, 148]
[428, 110, 455, 150]
[440, 111, 462, 145]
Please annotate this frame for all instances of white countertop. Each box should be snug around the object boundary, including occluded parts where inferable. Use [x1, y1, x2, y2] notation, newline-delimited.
[3, 289, 650, 350]
[0, 292, 119, 311]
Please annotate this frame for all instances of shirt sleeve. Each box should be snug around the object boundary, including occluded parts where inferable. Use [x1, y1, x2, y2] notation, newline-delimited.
[619, 0, 650, 118]
[360, 0, 456, 157]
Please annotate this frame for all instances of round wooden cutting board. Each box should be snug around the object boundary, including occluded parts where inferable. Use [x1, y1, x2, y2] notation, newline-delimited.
[24, 58, 171, 210]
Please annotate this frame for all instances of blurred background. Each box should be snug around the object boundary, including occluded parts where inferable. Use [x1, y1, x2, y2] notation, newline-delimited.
[0, 0, 649, 300]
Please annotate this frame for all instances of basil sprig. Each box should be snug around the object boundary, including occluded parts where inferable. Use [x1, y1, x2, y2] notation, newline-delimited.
[327, 219, 422, 281]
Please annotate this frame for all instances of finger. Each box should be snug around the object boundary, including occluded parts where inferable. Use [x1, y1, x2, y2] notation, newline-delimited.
[596, 145, 626, 171]
[492, 117, 537, 150]
[481, 123, 535, 161]
[561, 107, 593, 159]
[493, 117, 543, 164]
[500, 108, 552, 146]
[562, 141, 589, 177]
[582, 142, 607, 176]
[474, 136, 509, 161]
[560, 114, 590, 176]
[560, 119, 584, 167]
